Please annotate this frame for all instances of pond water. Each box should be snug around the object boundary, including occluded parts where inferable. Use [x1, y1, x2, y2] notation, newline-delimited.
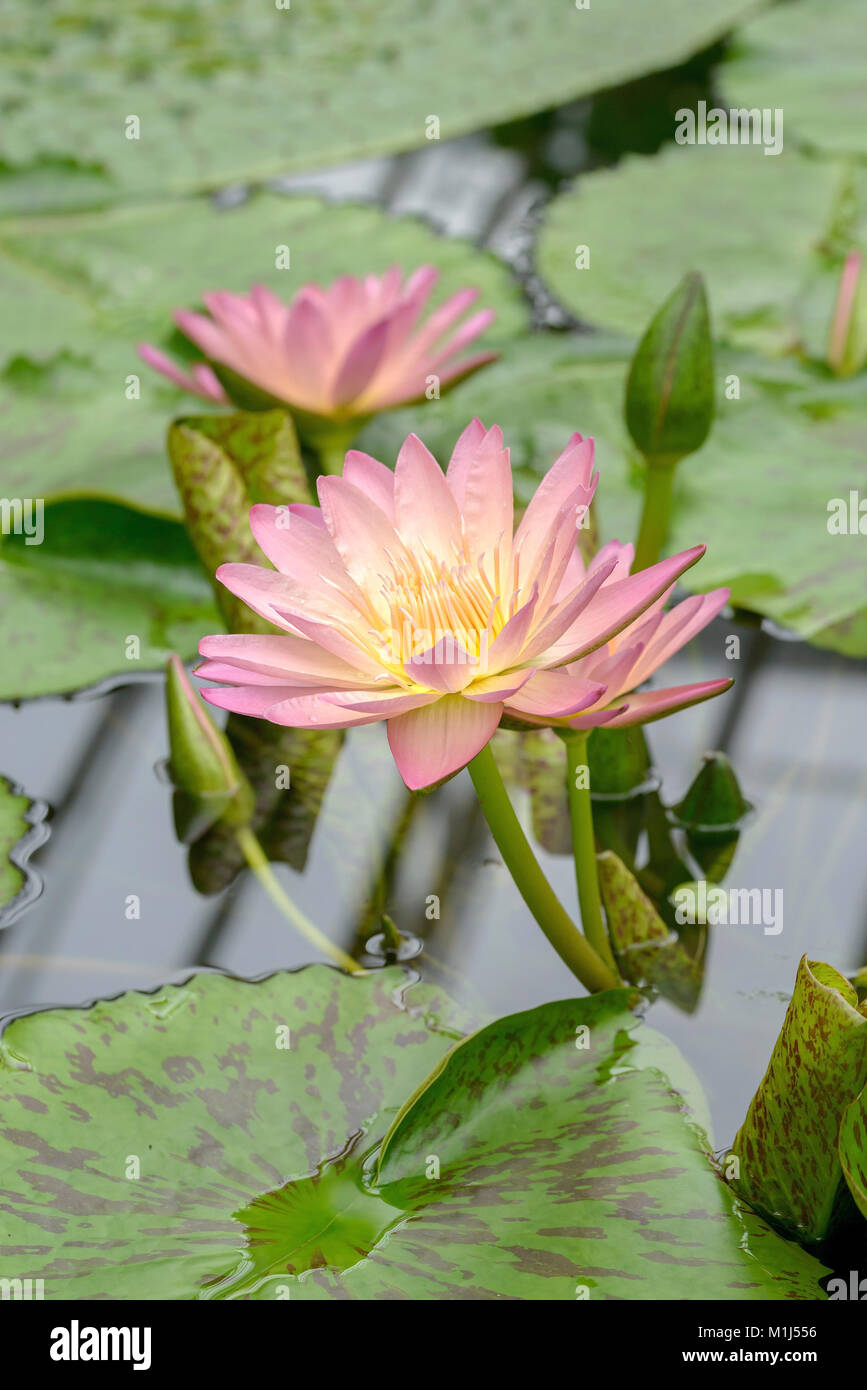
[2, 613, 865, 1154]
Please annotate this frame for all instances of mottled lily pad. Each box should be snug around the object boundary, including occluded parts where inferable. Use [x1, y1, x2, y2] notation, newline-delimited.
[0, 971, 827, 1300]
[731, 956, 867, 1245]
[1, 0, 760, 209]
[0, 775, 49, 925]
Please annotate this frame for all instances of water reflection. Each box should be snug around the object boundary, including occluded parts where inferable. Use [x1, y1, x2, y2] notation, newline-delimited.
[1, 615, 866, 1147]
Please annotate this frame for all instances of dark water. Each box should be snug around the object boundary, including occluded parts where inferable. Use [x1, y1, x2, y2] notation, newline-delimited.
[1, 615, 865, 1151]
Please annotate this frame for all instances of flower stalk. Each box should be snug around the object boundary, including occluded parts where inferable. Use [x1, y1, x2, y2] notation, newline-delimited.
[560, 728, 618, 975]
[235, 825, 362, 974]
[467, 743, 620, 994]
[633, 458, 677, 573]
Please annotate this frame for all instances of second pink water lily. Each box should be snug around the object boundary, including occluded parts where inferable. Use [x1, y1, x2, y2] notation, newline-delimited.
[196, 420, 727, 789]
[138, 266, 496, 426]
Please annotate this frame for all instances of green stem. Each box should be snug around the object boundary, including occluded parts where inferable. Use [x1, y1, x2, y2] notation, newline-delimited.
[633, 459, 677, 572]
[467, 744, 620, 994]
[235, 826, 362, 974]
[561, 730, 618, 975]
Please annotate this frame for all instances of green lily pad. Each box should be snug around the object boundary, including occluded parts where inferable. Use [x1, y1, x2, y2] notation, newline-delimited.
[721, 0, 867, 158]
[536, 145, 853, 353]
[361, 333, 867, 655]
[0, 973, 827, 1300]
[0, 966, 466, 1300]
[731, 956, 867, 1246]
[0, 193, 526, 517]
[0, 499, 219, 700]
[1, 0, 761, 210]
[0, 775, 48, 924]
[371, 991, 826, 1299]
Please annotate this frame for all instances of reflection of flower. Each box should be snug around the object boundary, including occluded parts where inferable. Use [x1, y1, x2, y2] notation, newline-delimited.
[196, 420, 726, 789]
[138, 267, 497, 425]
[503, 539, 731, 731]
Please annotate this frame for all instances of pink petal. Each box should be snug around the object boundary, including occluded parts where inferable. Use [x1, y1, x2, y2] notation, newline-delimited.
[504, 669, 608, 719]
[316, 475, 409, 591]
[137, 344, 226, 402]
[485, 584, 540, 671]
[537, 545, 706, 666]
[387, 695, 502, 789]
[594, 679, 733, 729]
[197, 632, 374, 686]
[405, 636, 477, 693]
[431, 309, 496, 366]
[342, 450, 396, 521]
[628, 589, 730, 687]
[514, 435, 597, 577]
[331, 316, 390, 407]
[520, 558, 618, 663]
[464, 669, 536, 702]
[393, 433, 461, 554]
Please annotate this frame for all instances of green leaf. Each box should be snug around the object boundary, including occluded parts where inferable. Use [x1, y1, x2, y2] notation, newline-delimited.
[374, 992, 827, 1299]
[721, 0, 867, 158]
[0, 974, 828, 1299]
[536, 145, 854, 353]
[625, 272, 714, 464]
[2, 0, 762, 210]
[360, 333, 867, 654]
[167, 410, 309, 631]
[0, 500, 219, 700]
[731, 956, 867, 1245]
[0, 775, 48, 923]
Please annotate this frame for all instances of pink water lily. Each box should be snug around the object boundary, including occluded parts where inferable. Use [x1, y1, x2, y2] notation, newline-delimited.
[195, 420, 727, 790]
[502, 539, 732, 732]
[138, 266, 497, 425]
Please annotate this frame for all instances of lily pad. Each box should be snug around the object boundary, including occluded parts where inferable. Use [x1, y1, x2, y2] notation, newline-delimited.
[1, 0, 761, 210]
[0, 499, 219, 700]
[0, 972, 827, 1300]
[721, 0, 867, 158]
[0, 966, 465, 1300]
[535, 145, 852, 352]
[371, 991, 826, 1299]
[730, 956, 867, 1246]
[0, 775, 49, 925]
[361, 333, 867, 655]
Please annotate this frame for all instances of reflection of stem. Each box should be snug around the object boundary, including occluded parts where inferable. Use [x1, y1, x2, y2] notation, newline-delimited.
[633, 460, 677, 572]
[235, 826, 362, 974]
[561, 730, 618, 975]
[467, 744, 619, 994]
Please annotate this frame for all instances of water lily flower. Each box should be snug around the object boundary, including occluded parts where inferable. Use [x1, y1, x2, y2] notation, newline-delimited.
[138, 267, 497, 429]
[501, 539, 732, 732]
[195, 420, 719, 790]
